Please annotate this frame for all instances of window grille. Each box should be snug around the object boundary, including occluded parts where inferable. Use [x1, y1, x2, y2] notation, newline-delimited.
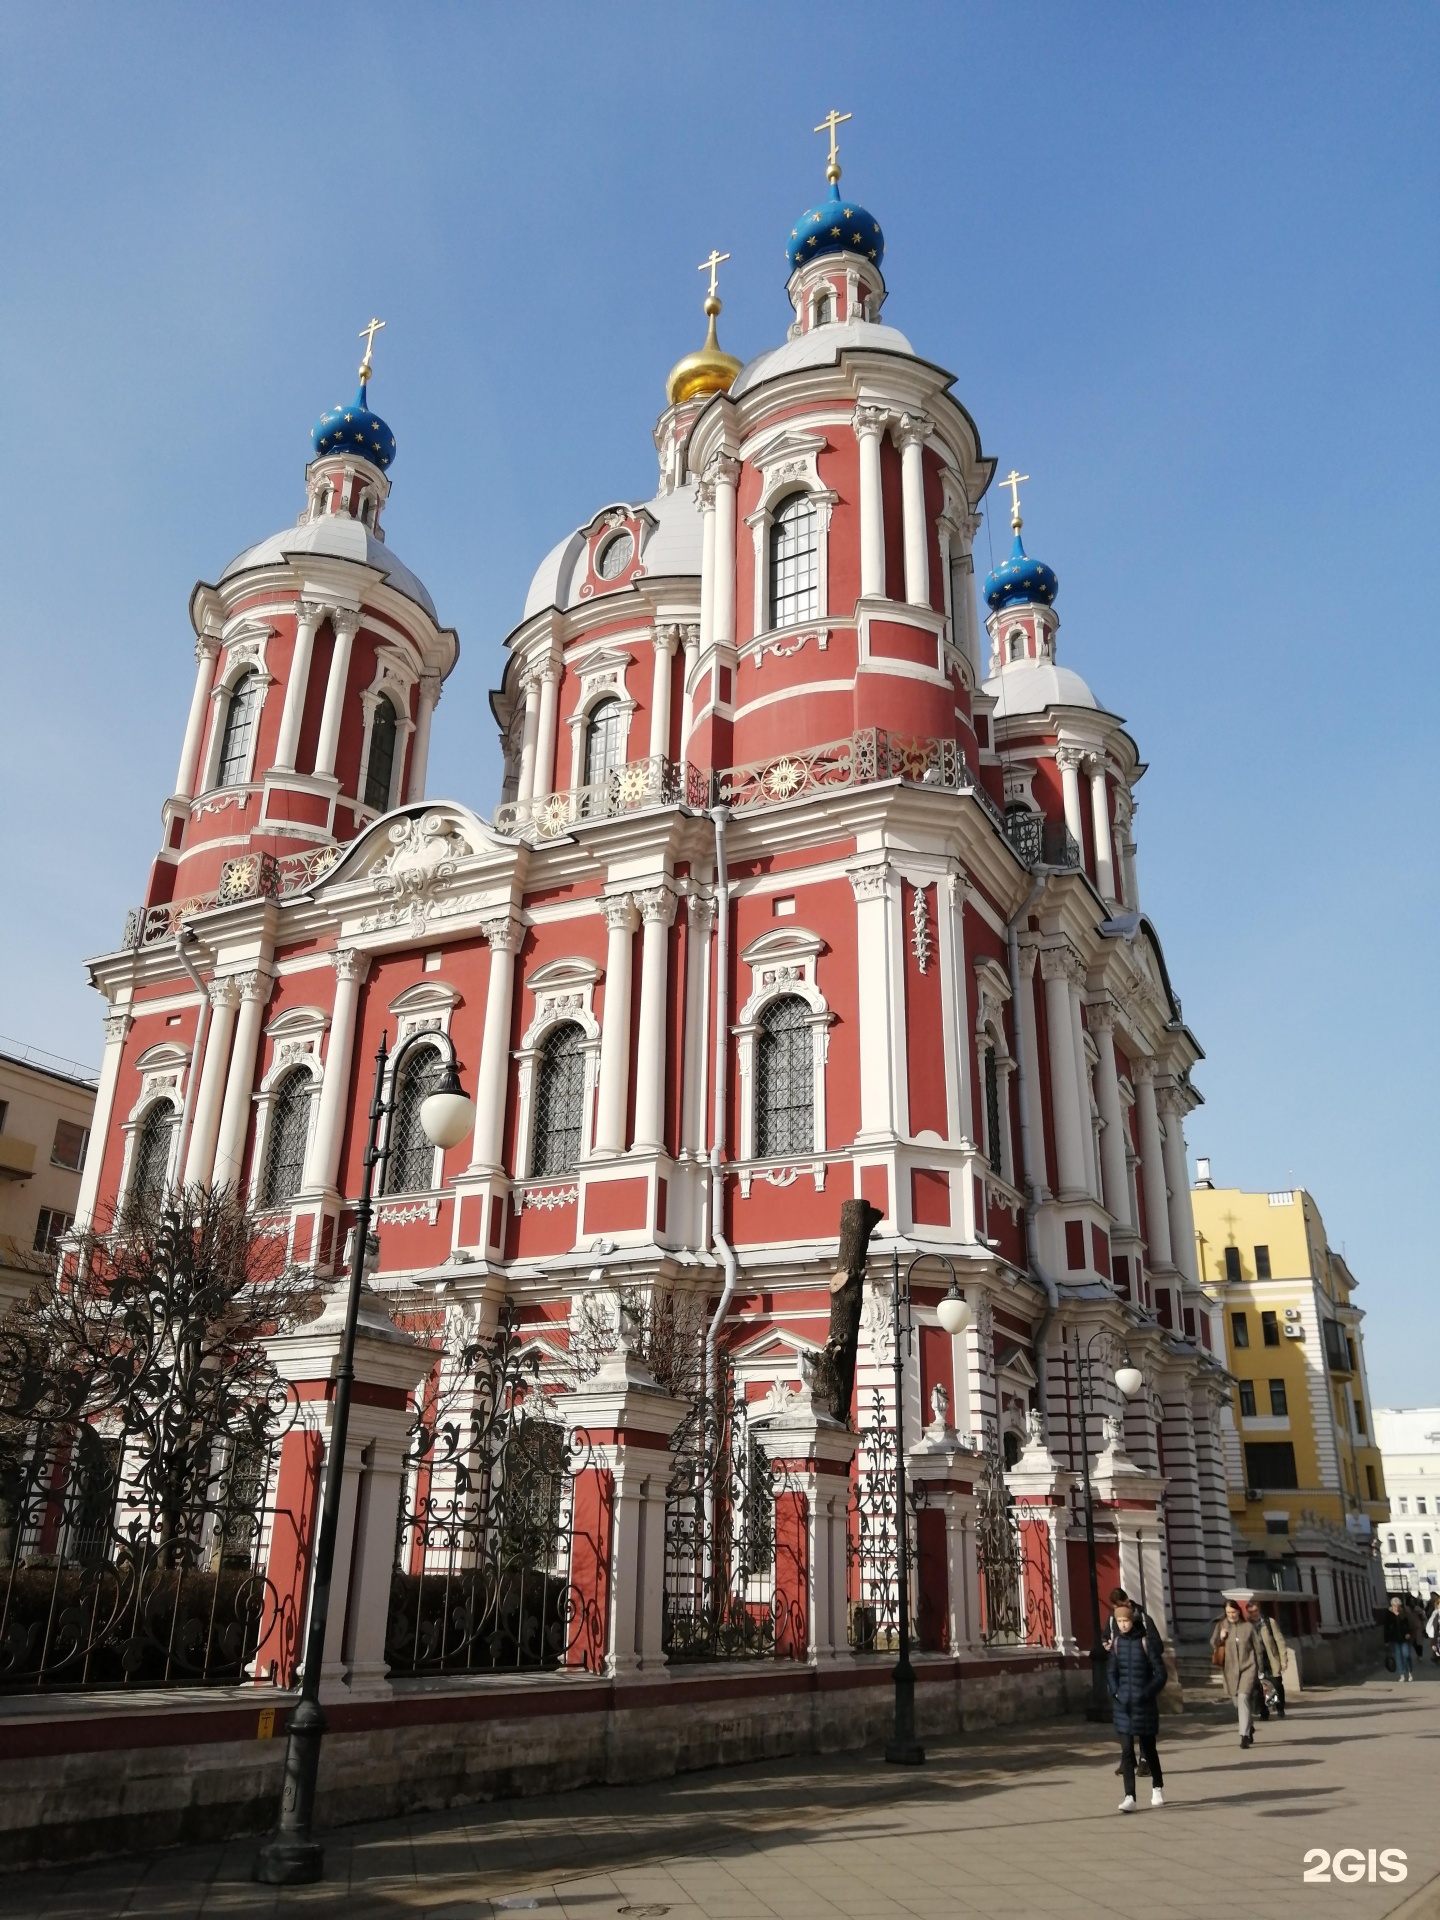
[261, 1071, 312, 1207]
[755, 995, 812, 1158]
[984, 1046, 1003, 1175]
[216, 671, 260, 787]
[130, 1105, 175, 1216]
[385, 1051, 444, 1194]
[768, 493, 819, 629]
[364, 698, 399, 813]
[532, 1023, 585, 1177]
[584, 697, 626, 786]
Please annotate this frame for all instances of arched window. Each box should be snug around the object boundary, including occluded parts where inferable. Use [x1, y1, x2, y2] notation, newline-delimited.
[1008, 629, 1025, 663]
[313, 483, 332, 520]
[533, 1023, 585, 1177]
[755, 995, 813, 1158]
[1003, 1428, 1024, 1470]
[983, 1045, 1003, 1175]
[261, 1070, 312, 1207]
[364, 697, 399, 812]
[130, 1104, 175, 1216]
[814, 290, 833, 327]
[216, 671, 261, 787]
[768, 494, 819, 629]
[584, 697, 626, 787]
[385, 1050, 445, 1194]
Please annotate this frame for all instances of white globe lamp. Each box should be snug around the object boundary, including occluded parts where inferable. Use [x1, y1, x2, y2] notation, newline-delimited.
[1115, 1365, 1144, 1401]
[420, 1062, 477, 1150]
[936, 1291, 973, 1337]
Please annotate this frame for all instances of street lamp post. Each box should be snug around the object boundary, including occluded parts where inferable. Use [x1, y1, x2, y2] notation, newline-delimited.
[1073, 1329, 1144, 1723]
[884, 1250, 972, 1767]
[256, 1028, 474, 1886]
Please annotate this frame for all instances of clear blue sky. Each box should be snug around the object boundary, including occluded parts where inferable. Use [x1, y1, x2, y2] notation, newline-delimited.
[1, 4, 1434, 1401]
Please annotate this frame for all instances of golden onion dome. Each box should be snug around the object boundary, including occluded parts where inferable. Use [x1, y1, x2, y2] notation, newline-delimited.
[665, 292, 742, 407]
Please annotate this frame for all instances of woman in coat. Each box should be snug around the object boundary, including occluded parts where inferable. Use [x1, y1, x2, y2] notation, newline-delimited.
[1107, 1596, 1167, 1810]
[1212, 1598, 1261, 1746]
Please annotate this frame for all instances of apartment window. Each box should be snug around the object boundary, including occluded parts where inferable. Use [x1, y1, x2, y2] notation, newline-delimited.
[1238, 1380, 1257, 1418]
[1346, 1335, 1358, 1372]
[32, 1207, 74, 1254]
[1388, 1534, 1397, 1554]
[0, 1100, 8, 1132]
[1261, 1311, 1280, 1346]
[1224, 1245, 1242, 1283]
[1367, 1465, 1378, 1501]
[1254, 1244, 1271, 1279]
[1399, 1497, 1409, 1515]
[1426, 1536, 1434, 1556]
[51, 1119, 89, 1171]
[1265, 1518, 1290, 1536]
[1322, 1319, 1349, 1370]
[1405, 1535, 1414, 1555]
[1244, 1442, 1299, 1491]
[1231, 1311, 1250, 1349]
[1268, 1379, 1288, 1417]
[1419, 1498, 1428, 1516]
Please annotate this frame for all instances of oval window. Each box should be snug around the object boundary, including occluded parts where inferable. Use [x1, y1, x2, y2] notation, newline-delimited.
[596, 531, 634, 580]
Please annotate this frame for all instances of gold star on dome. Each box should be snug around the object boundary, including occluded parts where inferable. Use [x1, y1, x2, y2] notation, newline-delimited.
[843, 207, 853, 216]
[852, 231, 863, 243]
[791, 228, 799, 239]
[808, 235, 819, 246]
[830, 225, 841, 236]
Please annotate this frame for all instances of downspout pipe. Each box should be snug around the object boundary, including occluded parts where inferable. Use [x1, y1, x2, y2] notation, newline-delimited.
[704, 806, 738, 1392]
[1006, 871, 1060, 1437]
[174, 928, 211, 1185]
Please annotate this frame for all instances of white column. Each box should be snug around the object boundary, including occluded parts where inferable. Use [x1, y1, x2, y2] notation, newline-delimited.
[1160, 1087, 1200, 1286]
[1090, 1005, 1132, 1231]
[678, 623, 701, 760]
[594, 896, 637, 1155]
[1088, 761, 1116, 902]
[850, 862, 898, 1141]
[532, 663, 560, 802]
[1068, 977, 1099, 1201]
[1040, 950, 1087, 1198]
[75, 1010, 132, 1230]
[407, 675, 440, 801]
[1016, 946, 1049, 1195]
[854, 404, 887, 599]
[1116, 793, 1138, 909]
[516, 673, 541, 803]
[648, 627, 677, 762]
[632, 887, 677, 1154]
[1134, 1063, 1173, 1270]
[212, 971, 269, 1191]
[1056, 747, 1086, 854]
[304, 949, 370, 1195]
[712, 458, 740, 648]
[468, 915, 522, 1172]
[697, 480, 718, 655]
[273, 599, 324, 772]
[175, 637, 219, 799]
[897, 412, 930, 608]
[680, 895, 714, 1157]
[182, 978, 239, 1188]
[314, 612, 360, 780]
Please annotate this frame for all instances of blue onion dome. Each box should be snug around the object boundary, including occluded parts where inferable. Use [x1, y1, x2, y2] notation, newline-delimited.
[312, 379, 396, 470]
[787, 179, 885, 273]
[984, 530, 1059, 612]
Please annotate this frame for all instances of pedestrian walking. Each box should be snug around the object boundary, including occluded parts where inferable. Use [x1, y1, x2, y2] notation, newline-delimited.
[1107, 1594, 1167, 1811]
[1106, 1587, 1162, 1775]
[1212, 1598, 1260, 1746]
[1425, 1595, 1440, 1665]
[1247, 1599, 1287, 1719]
[1385, 1595, 1414, 1680]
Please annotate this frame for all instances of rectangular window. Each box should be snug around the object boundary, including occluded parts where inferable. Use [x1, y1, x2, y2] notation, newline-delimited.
[1155, 1288, 1174, 1330]
[1261, 1311, 1280, 1346]
[1244, 1441, 1299, 1491]
[1321, 1319, 1348, 1370]
[1231, 1311, 1250, 1348]
[1268, 1378, 1288, 1417]
[1346, 1335, 1358, 1372]
[50, 1119, 89, 1171]
[1366, 1466, 1377, 1501]
[1254, 1244, 1271, 1279]
[1238, 1380, 1257, 1418]
[32, 1207, 74, 1254]
[0, 1099, 7, 1132]
[1399, 1497, 1409, 1515]
[1064, 1219, 1086, 1271]
[1419, 1497, 1428, 1516]
[1224, 1245, 1242, 1283]
[1265, 1517, 1290, 1536]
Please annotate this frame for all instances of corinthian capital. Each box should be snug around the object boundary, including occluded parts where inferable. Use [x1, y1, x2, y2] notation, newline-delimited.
[295, 597, 326, 629]
[1054, 745, 1086, 774]
[708, 454, 741, 489]
[208, 976, 243, 1012]
[602, 894, 638, 934]
[333, 947, 372, 986]
[895, 410, 931, 449]
[635, 886, 678, 927]
[419, 673, 443, 709]
[480, 913, 523, 954]
[1038, 945, 1079, 985]
[687, 895, 717, 938]
[235, 969, 271, 1005]
[332, 610, 362, 644]
[103, 1010, 134, 1047]
[852, 402, 890, 439]
[1086, 997, 1118, 1035]
[847, 860, 890, 903]
[696, 476, 717, 513]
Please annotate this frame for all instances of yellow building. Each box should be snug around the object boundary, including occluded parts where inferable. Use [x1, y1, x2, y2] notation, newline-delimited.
[1190, 1171, 1388, 1658]
[0, 1039, 98, 1310]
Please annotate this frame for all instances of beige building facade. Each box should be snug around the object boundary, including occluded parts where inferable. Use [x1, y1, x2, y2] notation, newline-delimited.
[0, 1040, 98, 1308]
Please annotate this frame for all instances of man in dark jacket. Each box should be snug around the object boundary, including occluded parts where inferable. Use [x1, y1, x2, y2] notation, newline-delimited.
[1107, 1596, 1167, 1811]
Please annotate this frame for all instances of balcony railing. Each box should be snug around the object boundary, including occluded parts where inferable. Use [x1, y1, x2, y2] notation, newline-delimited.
[494, 755, 708, 842]
[121, 844, 342, 949]
[1001, 810, 1082, 870]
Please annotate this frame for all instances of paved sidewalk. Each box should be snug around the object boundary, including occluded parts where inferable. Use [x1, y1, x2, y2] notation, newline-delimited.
[3, 1666, 1437, 1920]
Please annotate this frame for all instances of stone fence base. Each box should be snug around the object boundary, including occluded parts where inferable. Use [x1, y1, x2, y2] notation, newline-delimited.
[0, 1650, 1090, 1870]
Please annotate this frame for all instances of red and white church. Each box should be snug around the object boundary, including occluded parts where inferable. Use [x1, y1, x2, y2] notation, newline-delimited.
[75, 132, 1234, 1690]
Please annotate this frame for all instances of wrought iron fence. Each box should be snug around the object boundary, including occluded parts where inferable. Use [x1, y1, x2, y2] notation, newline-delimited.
[717, 728, 1012, 837]
[121, 844, 342, 948]
[385, 1302, 590, 1677]
[975, 1436, 1024, 1644]
[1001, 811, 1081, 870]
[494, 755, 709, 842]
[0, 1383, 300, 1692]
[845, 1387, 918, 1652]
[663, 1358, 780, 1661]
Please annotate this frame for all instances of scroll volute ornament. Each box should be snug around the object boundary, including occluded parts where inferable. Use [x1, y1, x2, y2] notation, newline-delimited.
[813, 1196, 884, 1425]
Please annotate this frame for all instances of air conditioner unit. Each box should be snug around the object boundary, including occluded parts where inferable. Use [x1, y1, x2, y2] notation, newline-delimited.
[1283, 1308, 1301, 1321]
[1283, 1323, 1304, 1339]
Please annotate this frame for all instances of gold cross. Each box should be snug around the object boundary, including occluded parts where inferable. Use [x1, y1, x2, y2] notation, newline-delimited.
[357, 316, 386, 379]
[698, 249, 730, 299]
[998, 467, 1029, 529]
[814, 108, 852, 172]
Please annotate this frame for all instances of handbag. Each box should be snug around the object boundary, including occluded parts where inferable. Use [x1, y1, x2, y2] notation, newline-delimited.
[1384, 1650, 1396, 1672]
[1210, 1643, 1226, 1668]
